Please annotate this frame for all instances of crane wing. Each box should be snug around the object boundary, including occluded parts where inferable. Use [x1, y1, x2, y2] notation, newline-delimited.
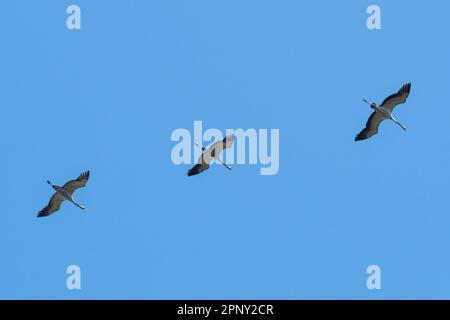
[380, 83, 411, 112]
[63, 171, 90, 195]
[37, 192, 65, 218]
[355, 111, 385, 141]
[209, 134, 235, 158]
[187, 162, 210, 176]
[187, 147, 217, 176]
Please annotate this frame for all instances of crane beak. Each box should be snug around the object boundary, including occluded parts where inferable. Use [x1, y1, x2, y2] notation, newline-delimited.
[362, 99, 370, 105]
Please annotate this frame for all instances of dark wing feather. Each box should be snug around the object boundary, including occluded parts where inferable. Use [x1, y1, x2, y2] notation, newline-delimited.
[355, 112, 385, 141]
[37, 193, 65, 218]
[187, 163, 209, 176]
[63, 171, 90, 195]
[222, 134, 235, 149]
[380, 83, 411, 112]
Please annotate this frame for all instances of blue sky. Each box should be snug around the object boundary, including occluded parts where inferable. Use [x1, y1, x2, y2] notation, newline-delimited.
[1, 0, 450, 299]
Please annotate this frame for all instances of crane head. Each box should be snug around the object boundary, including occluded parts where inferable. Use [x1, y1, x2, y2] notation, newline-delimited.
[194, 143, 206, 151]
[362, 99, 377, 109]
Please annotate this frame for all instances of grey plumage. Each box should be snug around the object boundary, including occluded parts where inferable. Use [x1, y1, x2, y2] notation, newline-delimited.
[187, 135, 235, 176]
[38, 171, 90, 218]
[355, 83, 411, 141]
